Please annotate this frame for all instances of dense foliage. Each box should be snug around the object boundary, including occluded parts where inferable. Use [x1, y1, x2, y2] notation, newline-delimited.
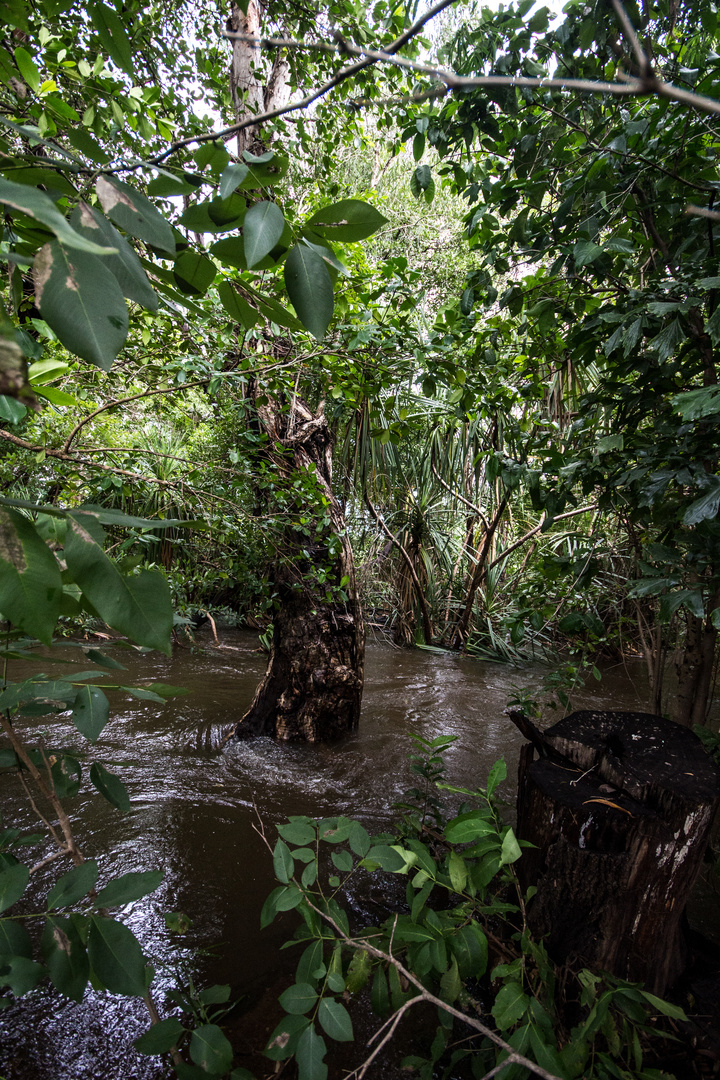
[1, 0, 720, 1074]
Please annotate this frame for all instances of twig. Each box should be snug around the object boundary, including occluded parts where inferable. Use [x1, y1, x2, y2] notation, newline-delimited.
[222, 31, 720, 118]
[202, 610, 221, 647]
[343, 995, 424, 1080]
[147, 0, 458, 166]
[485, 503, 597, 574]
[302, 895, 563, 1080]
[610, 0, 650, 72]
[1, 716, 84, 865]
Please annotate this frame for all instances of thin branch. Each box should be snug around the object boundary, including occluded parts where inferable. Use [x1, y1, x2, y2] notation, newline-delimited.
[486, 503, 597, 573]
[365, 492, 434, 644]
[610, 0, 649, 72]
[431, 459, 490, 532]
[1, 716, 84, 865]
[146, 0, 458, 166]
[62, 379, 208, 454]
[303, 896, 563, 1080]
[223, 32, 720, 118]
[343, 995, 425, 1080]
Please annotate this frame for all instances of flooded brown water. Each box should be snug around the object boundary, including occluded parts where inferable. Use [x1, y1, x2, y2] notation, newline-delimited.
[0, 632, 653, 1079]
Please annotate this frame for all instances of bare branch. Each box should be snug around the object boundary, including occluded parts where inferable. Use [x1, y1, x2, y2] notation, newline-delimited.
[609, 0, 650, 72]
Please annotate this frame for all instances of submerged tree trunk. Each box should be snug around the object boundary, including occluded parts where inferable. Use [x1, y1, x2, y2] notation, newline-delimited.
[513, 709, 720, 995]
[233, 392, 365, 740]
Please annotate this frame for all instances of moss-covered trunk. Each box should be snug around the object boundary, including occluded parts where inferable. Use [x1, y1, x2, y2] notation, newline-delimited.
[233, 392, 364, 741]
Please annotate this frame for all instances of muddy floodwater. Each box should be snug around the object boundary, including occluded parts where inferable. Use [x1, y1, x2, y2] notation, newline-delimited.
[0, 633, 655, 1079]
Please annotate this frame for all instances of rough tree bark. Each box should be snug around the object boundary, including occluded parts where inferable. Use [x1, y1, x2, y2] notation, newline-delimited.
[512, 709, 720, 996]
[232, 391, 365, 740]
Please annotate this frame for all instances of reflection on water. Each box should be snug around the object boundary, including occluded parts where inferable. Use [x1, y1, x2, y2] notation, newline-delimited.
[0, 633, 649, 1079]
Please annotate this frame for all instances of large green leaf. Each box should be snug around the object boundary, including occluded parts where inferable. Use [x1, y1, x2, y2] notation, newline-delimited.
[278, 982, 318, 1015]
[90, 2, 134, 74]
[96, 176, 175, 256]
[0, 954, 43, 996]
[71, 685, 110, 743]
[46, 860, 98, 910]
[95, 870, 163, 908]
[87, 915, 148, 997]
[317, 998, 353, 1042]
[189, 1024, 234, 1074]
[33, 241, 129, 370]
[0, 177, 114, 255]
[41, 916, 90, 1002]
[135, 1017, 186, 1054]
[0, 507, 63, 644]
[219, 163, 249, 199]
[216, 282, 259, 329]
[284, 244, 333, 340]
[0, 919, 31, 958]
[305, 199, 387, 242]
[173, 251, 216, 296]
[0, 862, 29, 913]
[89, 762, 131, 812]
[492, 981, 530, 1030]
[70, 205, 158, 311]
[64, 515, 172, 654]
[295, 1023, 327, 1080]
[243, 201, 285, 269]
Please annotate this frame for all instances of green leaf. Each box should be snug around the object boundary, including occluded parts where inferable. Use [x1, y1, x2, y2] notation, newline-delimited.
[499, 828, 522, 867]
[95, 870, 163, 908]
[96, 175, 175, 256]
[33, 240, 128, 370]
[0, 954, 43, 996]
[440, 956, 462, 1004]
[0, 177, 114, 255]
[278, 982, 318, 1015]
[318, 997, 353, 1042]
[296, 1023, 327, 1080]
[85, 649, 127, 671]
[450, 923, 488, 979]
[243, 201, 285, 269]
[70, 205, 158, 311]
[640, 991, 688, 1021]
[65, 128, 110, 166]
[189, 1024, 234, 1074]
[348, 821, 371, 856]
[486, 758, 507, 798]
[72, 684, 110, 742]
[0, 395, 26, 424]
[273, 839, 294, 884]
[649, 317, 685, 363]
[0, 507, 63, 644]
[0, 919, 31, 958]
[331, 850, 353, 873]
[216, 282, 259, 330]
[46, 860, 98, 910]
[90, 762, 131, 812]
[41, 916, 90, 1002]
[444, 812, 495, 844]
[448, 850, 467, 893]
[173, 251, 216, 296]
[305, 199, 387, 242]
[135, 1017, 186, 1055]
[219, 163, 249, 199]
[91, 3, 134, 75]
[277, 820, 316, 846]
[0, 862, 29, 913]
[284, 244, 333, 340]
[265, 1015, 310, 1061]
[684, 476, 720, 525]
[573, 239, 603, 267]
[361, 845, 409, 872]
[14, 47, 41, 92]
[492, 981, 530, 1030]
[87, 915, 147, 996]
[64, 515, 172, 654]
[410, 165, 432, 197]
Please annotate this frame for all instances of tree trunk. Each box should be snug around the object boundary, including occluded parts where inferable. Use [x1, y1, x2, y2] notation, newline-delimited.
[229, 0, 289, 157]
[671, 591, 720, 727]
[233, 393, 365, 740]
[513, 709, 720, 996]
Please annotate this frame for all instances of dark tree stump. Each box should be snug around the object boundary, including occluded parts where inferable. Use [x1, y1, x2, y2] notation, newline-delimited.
[514, 710, 720, 995]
